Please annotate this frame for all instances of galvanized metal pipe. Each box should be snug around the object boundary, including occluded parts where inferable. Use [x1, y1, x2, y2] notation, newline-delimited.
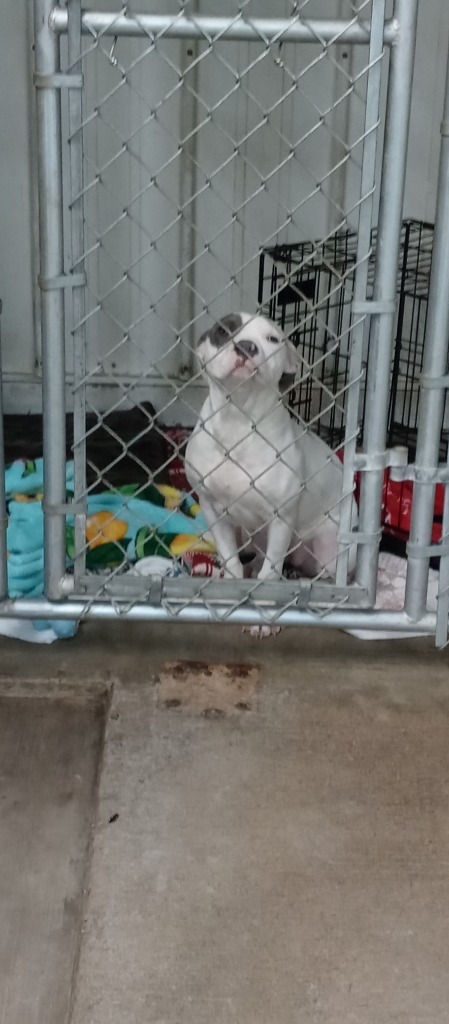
[436, 456, 449, 647]
[34, 0, 67, 599]
[50, 10, 399, 46]
[0, 596, 436, 633]
[68, 0, 88, 585]
[356, 0, 419, 603]
[177, 0, 200, 378]
[405, 50, 449, 621]
[336, 0, 386, 587]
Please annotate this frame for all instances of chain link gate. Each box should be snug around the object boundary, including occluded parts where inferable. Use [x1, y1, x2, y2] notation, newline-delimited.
[4, 0, 449, 640]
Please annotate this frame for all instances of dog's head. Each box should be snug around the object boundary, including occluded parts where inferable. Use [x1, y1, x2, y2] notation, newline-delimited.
[195, 312, 299, 394]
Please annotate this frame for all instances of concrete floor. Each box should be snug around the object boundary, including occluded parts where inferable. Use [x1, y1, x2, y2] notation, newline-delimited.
[1, 623, 449, 1022]
[0, 688, 105, 1024]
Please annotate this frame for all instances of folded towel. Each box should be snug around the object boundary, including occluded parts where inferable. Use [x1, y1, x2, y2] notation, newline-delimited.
[5, 458, 74, 499]
[6, 482, 211, 596]
[3, 459, 213, 642]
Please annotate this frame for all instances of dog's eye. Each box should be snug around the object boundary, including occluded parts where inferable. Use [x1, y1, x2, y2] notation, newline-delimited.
[267, 334, 279, 344]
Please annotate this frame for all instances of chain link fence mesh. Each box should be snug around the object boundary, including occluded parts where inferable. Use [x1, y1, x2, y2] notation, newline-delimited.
[59, 0, 388, 623]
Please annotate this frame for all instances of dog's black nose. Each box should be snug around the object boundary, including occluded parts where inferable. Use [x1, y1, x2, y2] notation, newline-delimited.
[234, 339, 258, 359]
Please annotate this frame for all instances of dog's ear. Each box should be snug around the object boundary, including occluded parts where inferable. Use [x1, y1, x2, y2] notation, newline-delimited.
[279, 338, 299, 396]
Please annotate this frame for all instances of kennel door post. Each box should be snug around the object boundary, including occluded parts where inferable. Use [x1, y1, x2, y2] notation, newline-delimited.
[356, 0, 419, 604]
[34, 0, 67, 599]
[405, 50, 449, 625]
[67, 0, 87, 583]
[336, 0, 386, 589]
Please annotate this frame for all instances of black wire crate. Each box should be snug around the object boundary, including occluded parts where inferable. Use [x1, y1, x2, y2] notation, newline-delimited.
[386, 220, 441, 455]
[258, 220, 443, 455]
[258, 230, 367, 447]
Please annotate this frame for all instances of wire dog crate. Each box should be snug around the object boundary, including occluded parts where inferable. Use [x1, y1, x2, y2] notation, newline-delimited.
[259, 219, 440, 454]
[387, 220, 444, 454]
[259, 228, 375, 447]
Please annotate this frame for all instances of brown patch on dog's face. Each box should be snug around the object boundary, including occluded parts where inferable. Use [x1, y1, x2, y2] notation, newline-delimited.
[206, 313, 243, 349]
[195, 313, 245, 376]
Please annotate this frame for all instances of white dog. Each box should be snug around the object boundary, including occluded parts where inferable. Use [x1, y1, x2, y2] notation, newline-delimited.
[185, 313, 357, 587]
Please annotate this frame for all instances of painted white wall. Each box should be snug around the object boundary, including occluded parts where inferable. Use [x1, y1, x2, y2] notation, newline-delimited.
[0, 2, 38, 378]
[1, 0, 448, 418]
[404, 0, 449, 223]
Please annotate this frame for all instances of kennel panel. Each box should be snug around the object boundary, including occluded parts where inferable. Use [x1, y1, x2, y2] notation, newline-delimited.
[21, 0, 442, 638]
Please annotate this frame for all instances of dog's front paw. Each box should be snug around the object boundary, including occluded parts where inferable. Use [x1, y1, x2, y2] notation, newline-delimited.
[222, 567, 244, 580]
[242, 624, 282, 638]
[256, 566, 283, 582]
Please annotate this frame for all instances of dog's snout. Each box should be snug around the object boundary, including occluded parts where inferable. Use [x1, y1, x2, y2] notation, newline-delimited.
[234, 339, 258, 359]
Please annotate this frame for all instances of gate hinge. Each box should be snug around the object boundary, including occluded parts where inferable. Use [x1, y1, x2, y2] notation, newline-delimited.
[339, 529, 382, 546]
[34, 72, 83, 90]
[352, 299, 397, 316]
[353, 447, 408, 473]
[389, 464, 449, 484]
[407, 540, 449, 559]
[420, 373, 449, 390]
[42, 499, 86, 515]
[38, 272, 86, 291]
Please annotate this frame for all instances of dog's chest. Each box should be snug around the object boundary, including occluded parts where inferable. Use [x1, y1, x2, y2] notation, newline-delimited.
[187, 420, 292, 527]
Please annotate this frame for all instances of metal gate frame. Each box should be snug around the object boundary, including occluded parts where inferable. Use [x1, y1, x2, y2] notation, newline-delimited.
[2, 0, 449, 641]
